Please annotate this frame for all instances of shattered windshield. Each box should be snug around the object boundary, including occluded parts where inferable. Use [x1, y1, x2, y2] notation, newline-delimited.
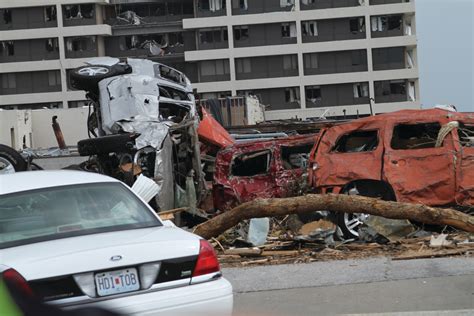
[0, 183, 160, 249]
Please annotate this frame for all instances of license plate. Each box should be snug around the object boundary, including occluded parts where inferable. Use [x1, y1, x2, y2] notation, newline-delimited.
[95, 268, 140, 297]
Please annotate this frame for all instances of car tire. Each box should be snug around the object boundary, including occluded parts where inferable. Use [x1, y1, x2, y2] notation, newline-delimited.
[336, 182, 394, 239]
[0, 144, 27, 174]
[78, 134, 136, 156]
[69, 64, 132, 92]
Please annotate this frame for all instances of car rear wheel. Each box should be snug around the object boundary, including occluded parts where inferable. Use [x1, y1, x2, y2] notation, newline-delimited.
[0, 144, 27, 174]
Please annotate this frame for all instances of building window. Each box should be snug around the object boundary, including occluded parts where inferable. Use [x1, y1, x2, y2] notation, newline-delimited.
[2, 9, 12, 24]
[304, 53, 318, 69]
[305, 86, 321, 102]
[1, 41, 14, 56]
[200, 59, 229, 77]
[280, 0, 295, 8]
[199, 0, 226, 12]
[45, 38, 59, 52]
[232, 0, 248, 10]
[302, 21, 318, 36]
[371, 15, 402, 32]
[199, 28, 227, 44]
[236, 58, 251, 73]
[283, 55, 297, 70]
[351, 50, 366, 66]
[66, 36, 96, 52]
[234, 26, 249, 41]
[44, 6, 57, 22]
[281, 23, 296, 38]
[2, 73, 16, 89]
[64, 4, 94, 19]
[353, 83, 369, 98]
[285, 87, 300, 103]
[350, 17, 365, 33]
[48, 71, 61, 86]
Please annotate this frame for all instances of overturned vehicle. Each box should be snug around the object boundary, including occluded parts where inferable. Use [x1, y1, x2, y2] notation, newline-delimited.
[70, 58, 204, 211]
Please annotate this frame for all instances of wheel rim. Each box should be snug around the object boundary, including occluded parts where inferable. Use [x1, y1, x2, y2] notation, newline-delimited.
[77, 66, 109, 76]
[0, 157, 15, 174]
[343, 212, 370, 237]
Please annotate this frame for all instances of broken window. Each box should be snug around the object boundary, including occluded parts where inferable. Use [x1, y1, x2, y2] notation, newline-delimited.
[387, 15, 402, 30]
[1, 41, 14, 56]
[66, 36, 96, 52]
[64, 4, 94, 19]
[283, 55, 297, 70]
[281, 23, 296, 38]
[353, 82, 369, 98]
[285, 87, 300, 103]
[333, 130, 379, 153]
[200, 28, 227, 44]
[44, 6, 57, 22]
[280, 0, 295, 8]
[371, 16, 387, 32]
[232, 0, 248, 10]
[231, 150, 271, 177]
[302, 21, 318, 36]
[2, 9, 12, 24]
[305, 86, 321, 102]
[458, 123, 474, 147]
[45, 38, 59, 52]
[391, 123, 441, 150]
[304, 53, 318, 69]
[281, 144, 313, 170]
[350, 17, 365, 33]
[199, 0, 225, 12]
[234, 26, 249, 41]
[236, 58, 251, 73]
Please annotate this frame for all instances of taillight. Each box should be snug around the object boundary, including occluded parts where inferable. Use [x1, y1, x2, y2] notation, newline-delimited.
[2, 269, 34, 297]
[192, 240, 220, 277]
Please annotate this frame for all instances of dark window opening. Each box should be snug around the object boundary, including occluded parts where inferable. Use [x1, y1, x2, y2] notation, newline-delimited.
[350, 18, 364, 33]
[45, 38, 59, 52]
[391, 123, 441, 150]
[2, 9, 12, 24]
[459, 123, 474, 147]
[198, 0, 226, 11]
[282, 24, 290, 37]
[66, 37, 96, 52]
[159, 102, 190, 123]
[234, 26, 249, 41]
[1, 41, 15, 56]
[159, 86, 190, 101]
[154, 64, 185, 85]
[390, 81, 406, 95]
[306, 86, 321, 102]
[64, 4, 94, 19]
[285, 87, 300, 103]
[333, 130, 379, 153]
[387, 16, 402, 30]
[231, 150, 271, 177]
[281, 144, 314, 169]
[45, 6, 57, 22]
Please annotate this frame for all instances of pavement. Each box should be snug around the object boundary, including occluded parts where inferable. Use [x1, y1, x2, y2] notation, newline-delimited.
[223, 256, 474, 315]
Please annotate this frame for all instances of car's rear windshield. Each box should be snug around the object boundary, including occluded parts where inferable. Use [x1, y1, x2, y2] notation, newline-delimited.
[0, 182, 161, 249]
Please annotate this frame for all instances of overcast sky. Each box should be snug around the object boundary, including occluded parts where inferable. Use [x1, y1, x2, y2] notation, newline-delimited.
[416, 0, 473, 112]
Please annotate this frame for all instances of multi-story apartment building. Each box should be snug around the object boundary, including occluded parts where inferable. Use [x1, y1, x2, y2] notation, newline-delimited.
[0, 0, 419, 120]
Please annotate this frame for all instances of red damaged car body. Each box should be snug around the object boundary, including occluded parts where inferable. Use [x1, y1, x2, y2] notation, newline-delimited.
[213, 135, 317, 211]
[309, 108, 474, 207]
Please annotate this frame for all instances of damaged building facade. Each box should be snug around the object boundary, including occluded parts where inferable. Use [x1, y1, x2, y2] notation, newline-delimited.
[1, 0, 419, 120]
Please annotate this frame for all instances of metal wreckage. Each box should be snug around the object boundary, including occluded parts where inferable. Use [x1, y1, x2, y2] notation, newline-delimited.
[1, 58, 473, 265]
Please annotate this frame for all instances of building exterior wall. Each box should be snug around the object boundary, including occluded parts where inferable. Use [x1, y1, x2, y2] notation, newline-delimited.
[0, 0, 420, 121]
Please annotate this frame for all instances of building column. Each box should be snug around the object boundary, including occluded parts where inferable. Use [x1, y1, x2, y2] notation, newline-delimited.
[56, 3, 69, 109]
[226, 0, 237, 96]
[364, 2, 375, 115]
[294, 0, 306, 112]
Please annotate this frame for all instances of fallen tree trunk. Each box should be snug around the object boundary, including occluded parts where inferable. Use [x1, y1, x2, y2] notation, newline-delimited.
[193, 194, 474, 239]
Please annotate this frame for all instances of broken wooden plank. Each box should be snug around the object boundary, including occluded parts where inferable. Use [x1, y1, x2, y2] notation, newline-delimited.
[224, 248, 262, 257]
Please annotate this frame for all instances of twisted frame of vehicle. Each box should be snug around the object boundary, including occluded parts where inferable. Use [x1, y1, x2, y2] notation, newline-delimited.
[70, 57, 205, 212]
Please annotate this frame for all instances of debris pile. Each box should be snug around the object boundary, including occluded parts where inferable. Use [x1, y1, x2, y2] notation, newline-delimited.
[206, 215, 474, 267]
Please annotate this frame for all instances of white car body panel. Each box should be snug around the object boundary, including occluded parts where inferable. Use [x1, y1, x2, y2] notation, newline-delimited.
[0, 171, 233, 315]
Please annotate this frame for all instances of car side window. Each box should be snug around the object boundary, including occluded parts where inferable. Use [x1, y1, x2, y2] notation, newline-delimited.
[458, 122, 474, 147]
[231, 150, 271, 177]
[281, 143, 313, 169]
[332, 130, 379, 153]
[391, 122, 441, 150]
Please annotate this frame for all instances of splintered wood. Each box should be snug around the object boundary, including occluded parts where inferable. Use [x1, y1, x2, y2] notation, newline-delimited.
[215, 233, 474, 268]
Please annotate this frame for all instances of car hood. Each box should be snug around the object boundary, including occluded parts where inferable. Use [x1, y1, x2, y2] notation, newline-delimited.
[0, 226, 200, 281]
